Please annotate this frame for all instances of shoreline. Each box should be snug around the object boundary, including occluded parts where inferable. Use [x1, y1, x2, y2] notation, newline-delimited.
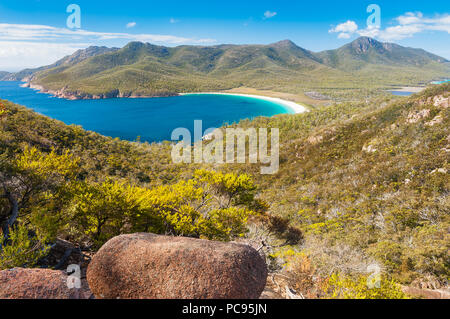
[20, 82, 174, 100]
[180, 92, 308, 114]
[19, 82, 309, 114]
[431, 79, 450, 85]
[387, 86, 426, 93]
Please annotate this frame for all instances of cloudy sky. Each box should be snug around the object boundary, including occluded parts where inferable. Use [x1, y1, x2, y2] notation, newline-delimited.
[0, 0, 449, 71]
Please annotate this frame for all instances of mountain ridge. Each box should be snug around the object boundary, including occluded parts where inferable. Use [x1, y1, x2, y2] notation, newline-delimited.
[316, 37, 448, 70]
[8, 37, 450, 100]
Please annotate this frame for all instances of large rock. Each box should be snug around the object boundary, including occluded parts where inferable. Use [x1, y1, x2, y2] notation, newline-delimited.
[0, 268, 87, 299]
[87, 233, 268, 299]
[39, 238, 83, 269]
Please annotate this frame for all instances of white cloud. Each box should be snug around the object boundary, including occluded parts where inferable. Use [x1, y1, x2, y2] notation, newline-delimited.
[264, 11, 277, 19]
[0, 23, 216, 70]
[357, 25, 381, 38]
[0, 41, 87, 71]
[397, 12, 423, 25]
[328, 12, 450, 42]
[126, 22, 136, 28]
[377, 12, 450, 41]
[170, 18, 179, 24]
[0, 23, 215, 44]
[337, 33, 351, 39]
[377, 24, 421, 41]
[329, 20, 358, 34]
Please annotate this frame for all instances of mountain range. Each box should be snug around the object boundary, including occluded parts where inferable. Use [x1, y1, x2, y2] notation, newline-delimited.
[2, 37, 449, 100]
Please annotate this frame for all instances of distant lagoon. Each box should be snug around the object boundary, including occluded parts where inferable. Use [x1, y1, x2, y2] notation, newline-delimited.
[389, 91, 414, 96]
[431, 79, 450, 85]
[389, 79, 449, 96]
[0, 81, 298, 142]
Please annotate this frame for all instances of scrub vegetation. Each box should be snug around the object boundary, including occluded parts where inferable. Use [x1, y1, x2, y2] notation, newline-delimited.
[0, 75, 448, 298]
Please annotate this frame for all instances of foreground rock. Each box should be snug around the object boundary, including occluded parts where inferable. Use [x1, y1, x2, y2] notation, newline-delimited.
[402, 286, 450, 299]
[0, 268, 88, 299]
[87, 233, 268, 299]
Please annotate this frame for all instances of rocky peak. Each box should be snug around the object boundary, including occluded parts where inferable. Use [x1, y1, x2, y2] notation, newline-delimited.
[269, 39, 298, 49]
[350, 36, 385, 54]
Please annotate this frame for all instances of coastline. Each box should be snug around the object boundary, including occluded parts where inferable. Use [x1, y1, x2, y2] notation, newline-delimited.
[20, 82, 175, 100]
[180, 92, 309, 114]
[431, 79, 450, 84]
[19, 81, 309, 114]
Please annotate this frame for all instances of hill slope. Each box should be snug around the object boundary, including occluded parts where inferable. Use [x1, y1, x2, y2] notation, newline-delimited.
[228, 83, 449, 288]
[1, 82, 448, 292]
[26, 38, 450, 100]
[315, 37, 449, 88]
[316, 36, 448, 70]
[0, 72, 10, 80]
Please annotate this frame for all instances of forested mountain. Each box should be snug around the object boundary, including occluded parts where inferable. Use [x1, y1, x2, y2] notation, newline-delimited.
[14, 37, 449, 100]
[316, 36, 448, 70]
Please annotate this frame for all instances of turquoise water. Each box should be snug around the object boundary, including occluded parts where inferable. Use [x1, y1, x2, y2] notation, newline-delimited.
[431, 79, 450, 84]
[0, 81, 293, 142]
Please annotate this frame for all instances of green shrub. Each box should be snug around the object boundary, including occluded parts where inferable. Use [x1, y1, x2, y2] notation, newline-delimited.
[0, 224, 50, 270]
[324, 273, 408, 299]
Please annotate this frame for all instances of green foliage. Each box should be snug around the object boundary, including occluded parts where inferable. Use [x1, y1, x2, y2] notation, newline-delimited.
[68, 179, 140, 246]
[324, 273, 408, 299]
[15, 146, 79, 181]
[199, 207, 251, 241]
[193, 169, 258, 208]
[4, 145, 80, 218]
[0, 146, 82, 269]
[0, 224, 50, 270]
[66, 170, 262, 247]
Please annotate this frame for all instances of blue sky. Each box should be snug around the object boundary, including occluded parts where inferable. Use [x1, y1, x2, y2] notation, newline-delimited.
[0, 0, 449, 70]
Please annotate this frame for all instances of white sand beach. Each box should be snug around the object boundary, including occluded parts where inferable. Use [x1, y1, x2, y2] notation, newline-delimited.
[180, 92, 308, 114]
[389, 86, 426, 93]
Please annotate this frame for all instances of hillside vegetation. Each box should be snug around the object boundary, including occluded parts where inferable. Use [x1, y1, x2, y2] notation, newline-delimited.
[26, 37, 450, 101]
[0, 83, 448, 298]
[220, 83, 449, 293]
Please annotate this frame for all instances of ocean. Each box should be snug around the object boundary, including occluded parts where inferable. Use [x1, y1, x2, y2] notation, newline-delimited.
[0, 81, 293, 142]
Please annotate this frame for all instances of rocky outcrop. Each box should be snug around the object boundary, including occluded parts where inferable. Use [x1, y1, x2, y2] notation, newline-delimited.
[418, 94, 449, 109]
[425, 115, 444, 126]
[87, 233, 268, 299]
[0, 268, 89, 299]
[21, 82, 178, 100]
[39, 238, 83, 270]
[406, 109, 431, 124]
